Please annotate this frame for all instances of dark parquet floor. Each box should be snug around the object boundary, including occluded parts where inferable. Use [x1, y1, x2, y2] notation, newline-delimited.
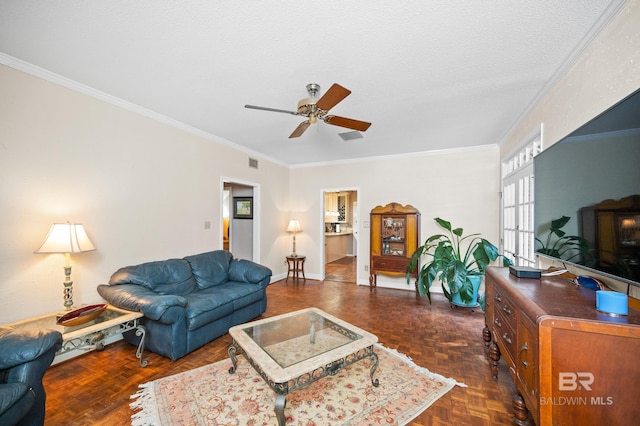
[43, 266, 517, 425]
[325, 256, 357, 282]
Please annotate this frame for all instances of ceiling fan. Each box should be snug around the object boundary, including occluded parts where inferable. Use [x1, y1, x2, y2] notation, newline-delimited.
[245, 83, 372, 138]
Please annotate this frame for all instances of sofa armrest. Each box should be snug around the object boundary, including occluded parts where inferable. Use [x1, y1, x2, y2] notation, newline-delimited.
[97, 284, 188, 321]
[228, 259, 272, 287]
[0, 328, 60, 426]
[0, 328, 62, 371]
[0, 382, 35, 424]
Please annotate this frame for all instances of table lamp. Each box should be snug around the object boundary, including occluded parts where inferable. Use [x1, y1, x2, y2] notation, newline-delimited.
[286, 219, 302, 257]
[35, 222, 96, 312]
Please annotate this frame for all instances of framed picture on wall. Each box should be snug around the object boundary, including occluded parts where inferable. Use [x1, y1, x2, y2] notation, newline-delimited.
[233, 197, 253, 219]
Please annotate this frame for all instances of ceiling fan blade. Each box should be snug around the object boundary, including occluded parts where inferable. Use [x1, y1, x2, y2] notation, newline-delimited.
[324, 115, 372, 132]
[245, 105, 298, 115]
[289, 121, 311, 138]
[316, 84, 351, 111]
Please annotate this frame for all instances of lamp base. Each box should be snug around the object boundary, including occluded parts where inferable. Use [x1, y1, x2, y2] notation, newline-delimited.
[62, 264, 74, 312]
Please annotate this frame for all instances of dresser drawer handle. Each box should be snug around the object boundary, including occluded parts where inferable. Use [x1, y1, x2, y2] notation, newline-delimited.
[494, 294, 502, 302]
[494, 318, 502, 327]
[502, 305, 512, 315]
[520, 342, 529, 368]
[502, 333, 512, 344]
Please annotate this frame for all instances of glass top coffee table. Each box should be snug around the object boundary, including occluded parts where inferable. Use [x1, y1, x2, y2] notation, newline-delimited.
[228, 307, 379, 426]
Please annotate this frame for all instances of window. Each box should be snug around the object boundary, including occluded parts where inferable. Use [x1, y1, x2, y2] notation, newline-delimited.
[502, 135, 541, 267]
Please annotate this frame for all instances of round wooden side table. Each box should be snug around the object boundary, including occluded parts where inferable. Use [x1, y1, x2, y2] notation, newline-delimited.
[285, 255, 306, 283]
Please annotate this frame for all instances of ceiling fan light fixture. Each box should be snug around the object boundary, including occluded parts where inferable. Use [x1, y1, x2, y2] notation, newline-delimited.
[306, 83, 320, 98]
[245, 83, 370, 138]
[297, 97, 317, 115]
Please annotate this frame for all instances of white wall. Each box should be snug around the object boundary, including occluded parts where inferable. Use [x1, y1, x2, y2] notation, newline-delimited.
[2, 0, 637, 323]
[290, 146, 502, 289]
[500, 0, 640, 295]
[501, 0, 640, 158]
[0, 64, 291, 324]
[1, 62, 497, 325]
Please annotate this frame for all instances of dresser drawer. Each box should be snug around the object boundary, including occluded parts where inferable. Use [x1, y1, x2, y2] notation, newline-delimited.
[516, 314, 538, 415]
[493, 288, 517, 328]
[494, 311, 517, 363]
[371, 256, 409, 272]
[492, 288, 518, 363]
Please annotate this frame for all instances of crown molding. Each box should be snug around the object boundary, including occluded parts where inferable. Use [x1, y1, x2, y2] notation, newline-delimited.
[290, 144, 498, 169]
[0, 52, 287, 167]
[496, 0, 630, 147]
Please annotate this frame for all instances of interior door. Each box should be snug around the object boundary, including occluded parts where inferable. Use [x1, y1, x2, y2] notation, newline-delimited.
[222, 179, 258, 262]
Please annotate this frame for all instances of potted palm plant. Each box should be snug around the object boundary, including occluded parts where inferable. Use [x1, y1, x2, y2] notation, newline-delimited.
[406, 217, 511, 307]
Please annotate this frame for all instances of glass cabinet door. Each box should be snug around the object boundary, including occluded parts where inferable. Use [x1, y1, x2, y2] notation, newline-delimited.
[381, 215, 406, 256]
[337, 194, 347, 222]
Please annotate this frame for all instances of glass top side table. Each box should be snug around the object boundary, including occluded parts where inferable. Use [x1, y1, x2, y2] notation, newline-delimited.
[4, 305, 148, 367]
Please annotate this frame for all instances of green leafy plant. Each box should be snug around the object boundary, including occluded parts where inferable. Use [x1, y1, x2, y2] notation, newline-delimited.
[406, 217, 512, 304]
[535, 216, 593, 264]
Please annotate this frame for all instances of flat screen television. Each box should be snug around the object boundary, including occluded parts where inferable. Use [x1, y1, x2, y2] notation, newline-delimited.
[534, 88, 640, 289]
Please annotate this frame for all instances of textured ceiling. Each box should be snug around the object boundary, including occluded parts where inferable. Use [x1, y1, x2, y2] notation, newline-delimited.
[0, 0, 626, 165]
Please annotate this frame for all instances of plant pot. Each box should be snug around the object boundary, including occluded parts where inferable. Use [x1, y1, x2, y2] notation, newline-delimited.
[450, 275, 482, 307]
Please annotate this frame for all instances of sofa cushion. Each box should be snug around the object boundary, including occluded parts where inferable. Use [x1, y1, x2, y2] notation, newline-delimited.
[184, 283, 263, 331]
[109, 259, 197, 296]
[184, 251, 233, 289]
[229, 259, 272, 286]
[184, 293, 235, 331]
[216, 282, 265, 312]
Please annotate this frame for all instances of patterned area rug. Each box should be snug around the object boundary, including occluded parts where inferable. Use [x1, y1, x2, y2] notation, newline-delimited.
[130, 344, 465, 425]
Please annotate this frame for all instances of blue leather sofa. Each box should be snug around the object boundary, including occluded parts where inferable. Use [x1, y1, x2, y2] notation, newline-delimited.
[97, 250, 272, 360]
[0, 327, 62, 426]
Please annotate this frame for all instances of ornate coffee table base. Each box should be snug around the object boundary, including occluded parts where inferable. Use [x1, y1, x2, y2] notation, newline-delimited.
[228, 343, 379, 426]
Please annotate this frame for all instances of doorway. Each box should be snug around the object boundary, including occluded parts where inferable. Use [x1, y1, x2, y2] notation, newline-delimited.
[221, 178, 260, 262]
[323, 189, 359, 283]
[325, 256, 357, 282]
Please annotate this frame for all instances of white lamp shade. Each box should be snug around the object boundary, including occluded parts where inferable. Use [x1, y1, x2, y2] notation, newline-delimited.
[286, 220, 302, 233]
[35, 222, 96, 254]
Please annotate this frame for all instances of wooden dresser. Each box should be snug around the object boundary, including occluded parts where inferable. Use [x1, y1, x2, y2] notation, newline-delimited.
[484, 267, 640, 425]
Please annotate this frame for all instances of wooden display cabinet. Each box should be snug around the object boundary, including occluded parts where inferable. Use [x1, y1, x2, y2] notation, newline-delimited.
[369, 203, 420, 287]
